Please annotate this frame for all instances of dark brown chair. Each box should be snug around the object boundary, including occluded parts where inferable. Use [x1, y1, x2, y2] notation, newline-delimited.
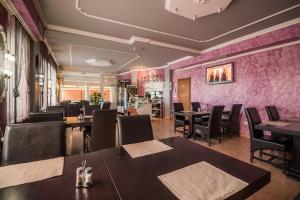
[84, 105, 101, 116]
[221, 104, 242, 136]
[86, 109, 117, 152]
[60, 100, 71, 107]
[191, 102, 201, 112]
[118, 115, 153, 145]
[101, 102, 111, 110]
[173, 103, 189, 134]
[28, 112, 64, 123]
[66, 103, 80, 117]
[265, 106, 280, 121]
[1, 121, 66, 165]
[244, 107, 291, 172]
[194, 106, 224, 146]
[47, 106, 66, 117]
[192, 102, 210, 123]
[265, 105, 293, 143]
[80, 100, 89, 108]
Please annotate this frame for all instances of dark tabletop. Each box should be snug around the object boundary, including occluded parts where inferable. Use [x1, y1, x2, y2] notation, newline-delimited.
[173, 111, 210, 117]
[65, 117, 92, 128]
[174, 110, 230, 117]
[100, 137, 270, 200]
[0, 152, 119, 200]
[255, 122, 300, 137]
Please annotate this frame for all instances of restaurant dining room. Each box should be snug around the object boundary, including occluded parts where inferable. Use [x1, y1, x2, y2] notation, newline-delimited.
[0, 0, 299, 199]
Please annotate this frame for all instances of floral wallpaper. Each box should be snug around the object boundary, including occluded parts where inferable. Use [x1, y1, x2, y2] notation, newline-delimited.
[172, 43, 300, 135]
[118, 73, 131, 81]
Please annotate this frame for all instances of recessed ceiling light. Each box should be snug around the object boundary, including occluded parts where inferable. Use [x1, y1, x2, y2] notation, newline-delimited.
[86, 58, 115, 67]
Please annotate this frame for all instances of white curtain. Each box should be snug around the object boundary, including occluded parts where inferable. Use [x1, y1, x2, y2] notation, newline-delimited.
[50, 62, 57, 105]
[6, 16, 15, 124]
[15, 21, 31, 122]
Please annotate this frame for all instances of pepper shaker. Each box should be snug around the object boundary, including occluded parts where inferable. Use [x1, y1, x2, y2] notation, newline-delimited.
[83, 167, 93, 188]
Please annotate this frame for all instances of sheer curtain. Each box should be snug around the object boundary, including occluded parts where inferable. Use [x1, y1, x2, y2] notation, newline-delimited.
[6, 16, 15, 123]
[15, 21, 31, 122]
[50, 59, 57, 106]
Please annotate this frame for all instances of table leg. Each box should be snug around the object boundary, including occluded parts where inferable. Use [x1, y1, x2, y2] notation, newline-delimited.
[287, 136, 300, 181]
[184, 116, 194, 139]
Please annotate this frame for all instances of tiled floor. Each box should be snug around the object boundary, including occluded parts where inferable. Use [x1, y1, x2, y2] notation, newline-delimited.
[66, 118, 300, 200]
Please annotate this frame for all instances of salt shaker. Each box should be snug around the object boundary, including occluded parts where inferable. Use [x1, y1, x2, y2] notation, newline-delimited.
[75, 167, 84, 188]
[83, 167, 93, 188]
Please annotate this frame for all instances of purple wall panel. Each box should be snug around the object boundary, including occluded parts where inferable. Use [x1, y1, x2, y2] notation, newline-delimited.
[170, 23, 300, 70]
[172, 44, 300, 135]
[11, 0, 43, 40]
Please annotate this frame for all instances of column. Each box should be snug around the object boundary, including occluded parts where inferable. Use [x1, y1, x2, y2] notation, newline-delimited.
[164, 68, 171, 118]
[84, 82, 90, 101]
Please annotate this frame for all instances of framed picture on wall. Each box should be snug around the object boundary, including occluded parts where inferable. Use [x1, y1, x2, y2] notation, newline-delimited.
[206, 63, 234, 84]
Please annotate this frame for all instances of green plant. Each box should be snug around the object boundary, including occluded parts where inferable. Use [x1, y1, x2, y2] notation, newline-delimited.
[90, 92, 103, 105]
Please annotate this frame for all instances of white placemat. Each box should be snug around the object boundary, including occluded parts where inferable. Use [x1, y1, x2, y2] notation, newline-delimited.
[122, 140, 173, 158]
[158, 161, 248, 200]
[263, 121, 290, 126]
[0, 157, 64, 189]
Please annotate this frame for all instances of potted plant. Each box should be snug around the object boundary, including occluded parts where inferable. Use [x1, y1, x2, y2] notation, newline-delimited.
[90, 92, 103, 105]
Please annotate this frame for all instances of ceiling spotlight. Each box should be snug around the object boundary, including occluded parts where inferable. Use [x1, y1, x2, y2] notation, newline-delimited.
[193, 14, 198, 20]
[174, 7, 178, 12]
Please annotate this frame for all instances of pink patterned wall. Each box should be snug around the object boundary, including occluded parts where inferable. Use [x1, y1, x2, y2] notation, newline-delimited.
[118, 69, 165, 96]
[137, 69, 165, 95]
[170, 23, 300, 70]
[118, 73, 131, 81]
[172, 43, 300, 135]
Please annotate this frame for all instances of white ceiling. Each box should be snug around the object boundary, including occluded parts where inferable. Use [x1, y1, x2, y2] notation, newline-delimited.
[33, 0, 300, 84]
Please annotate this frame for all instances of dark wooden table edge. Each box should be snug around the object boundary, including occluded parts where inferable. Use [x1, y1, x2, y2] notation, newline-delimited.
[161, 137, 271, 199]
[227, 171, 270, 200]
[255, 123, 300, 136]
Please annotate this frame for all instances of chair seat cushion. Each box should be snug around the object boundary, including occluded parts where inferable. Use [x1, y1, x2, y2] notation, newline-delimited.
[261, 135, 293, 148]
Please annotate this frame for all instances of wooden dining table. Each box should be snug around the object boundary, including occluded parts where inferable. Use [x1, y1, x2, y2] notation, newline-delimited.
[65, 116, 92, 128]
[174, 110, 230, 138]
[0, 137, 270, 200]
[255, 119, 300, 181]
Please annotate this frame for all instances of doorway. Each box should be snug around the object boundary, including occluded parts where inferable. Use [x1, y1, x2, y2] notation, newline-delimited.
[177, 78, 191, 111]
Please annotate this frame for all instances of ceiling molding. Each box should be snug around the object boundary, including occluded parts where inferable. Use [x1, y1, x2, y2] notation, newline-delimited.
[47, 24, 202, 54]
[117, 18, 300, 75]
[118, 64, 169, 76]
[167, 56, 194, 65]
[44, 37, 59, 65]
[75, 0, 300, 43]
[200, 18, 300, 54]
[175, 39, 300, 72]
[69, 44, 140, 72]
[32, 0, 49, 28]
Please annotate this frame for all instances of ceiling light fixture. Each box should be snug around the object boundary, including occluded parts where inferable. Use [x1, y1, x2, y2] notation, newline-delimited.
[86, 58, 115, 67]
[217, 7, 223, 13]
[194, 0, 209, 5]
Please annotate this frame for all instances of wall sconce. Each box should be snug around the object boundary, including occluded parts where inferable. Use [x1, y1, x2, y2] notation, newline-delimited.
[0, 69, 13, 79]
